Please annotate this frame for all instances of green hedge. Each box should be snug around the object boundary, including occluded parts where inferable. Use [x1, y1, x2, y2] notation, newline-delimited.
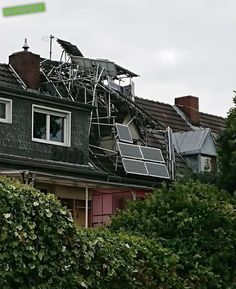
[1, 177, 235, 288]
[110, 180, 236, 289]
[0, 177, 79, 288]
[74, 229, 183, 289]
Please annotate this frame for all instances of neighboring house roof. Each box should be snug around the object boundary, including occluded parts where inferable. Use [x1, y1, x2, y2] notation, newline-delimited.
[172, 128, 217, 156]
[0, 64, 23, 90]
[134, 97, 192, 132]
[199, 112, 226, 134]
[134, 96, 226, 135]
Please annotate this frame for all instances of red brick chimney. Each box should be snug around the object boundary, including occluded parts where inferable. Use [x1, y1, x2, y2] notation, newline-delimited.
[9, 39, 40, 90]
[175, 95, 199, 125]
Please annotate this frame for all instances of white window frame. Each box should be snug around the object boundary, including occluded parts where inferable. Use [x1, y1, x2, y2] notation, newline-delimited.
[32, 104, 71, 147]
[0, 97, 12, 124]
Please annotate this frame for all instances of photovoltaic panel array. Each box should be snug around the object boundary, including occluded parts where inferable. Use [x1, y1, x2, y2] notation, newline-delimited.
[117, 142, 143, 159]
[140, 146, 164, 163]
[122, 158, 148, 176]
[145, 162, 170, 179]
[116, 129, 170, 179]
[116, 123, 133, 143]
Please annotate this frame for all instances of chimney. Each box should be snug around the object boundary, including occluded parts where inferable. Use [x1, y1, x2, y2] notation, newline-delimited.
[175, 95, 199, 125]
[9, 39, 40, 90]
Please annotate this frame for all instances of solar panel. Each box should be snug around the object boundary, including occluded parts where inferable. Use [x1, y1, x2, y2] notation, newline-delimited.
[117, 142, 143, 159]
[96, 59, 117, 77]
[140, 146, 164, 163]
[116, 123, 133, 143]
[71, 56, 91, 68]
[122, 158, 148, 176]
[57, 38, 84, 57]
[71, 57, 117, 77]
[145, 162, 170, 179]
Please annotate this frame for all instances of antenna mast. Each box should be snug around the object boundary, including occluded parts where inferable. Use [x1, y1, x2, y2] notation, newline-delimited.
[49, 35, 54, 60]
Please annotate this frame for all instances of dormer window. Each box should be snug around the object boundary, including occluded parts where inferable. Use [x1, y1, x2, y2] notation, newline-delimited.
[32, 105, 71, 147]
[0, 98, 12, 123]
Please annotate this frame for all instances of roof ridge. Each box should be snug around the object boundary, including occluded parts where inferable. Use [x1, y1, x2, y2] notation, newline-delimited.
[199, 111, 226, 120]
[135, 96, 173, 107]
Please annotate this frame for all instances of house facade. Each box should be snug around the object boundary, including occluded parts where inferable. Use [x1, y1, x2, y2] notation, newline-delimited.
[0, 38, 225, 226]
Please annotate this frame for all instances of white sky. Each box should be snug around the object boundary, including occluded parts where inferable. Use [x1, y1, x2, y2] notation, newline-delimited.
[1, 0, 236, 117]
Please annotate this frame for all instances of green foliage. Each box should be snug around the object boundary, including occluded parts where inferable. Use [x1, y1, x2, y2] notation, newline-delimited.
[1, 177, 235, 288]
[0, 177, 79, 288]
[75, 229, 184, 289]
[110, 180, 236, 289]
[217, 96, 236, 193]
[189, 171, 220, 187]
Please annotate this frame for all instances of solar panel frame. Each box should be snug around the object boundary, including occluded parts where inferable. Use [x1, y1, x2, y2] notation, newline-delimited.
[117, 142, 143, 159]
[122, 158, 148, 176]
[116, 123, 133, 143]
[145, 161, 170, 179]
[140, 146, 165, 163]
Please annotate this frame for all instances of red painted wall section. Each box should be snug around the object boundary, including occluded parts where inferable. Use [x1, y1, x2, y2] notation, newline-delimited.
[92, 189, 149, 227]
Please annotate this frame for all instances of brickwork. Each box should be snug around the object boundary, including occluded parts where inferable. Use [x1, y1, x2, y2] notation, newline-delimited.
[9, 51, 40, 89]
[175, 95, 199, 125]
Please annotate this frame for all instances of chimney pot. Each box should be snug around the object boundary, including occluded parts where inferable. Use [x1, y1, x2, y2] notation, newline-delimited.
[22, 38, 29, 51]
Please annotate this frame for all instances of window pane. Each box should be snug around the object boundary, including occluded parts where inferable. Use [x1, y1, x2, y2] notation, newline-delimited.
[0, 103, 6, 119]
[50, 115, 64, 142]
[33, 112, 46, 139]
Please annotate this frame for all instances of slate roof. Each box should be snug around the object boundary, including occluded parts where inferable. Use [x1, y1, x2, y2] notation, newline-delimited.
[134, 97, 192, 132]
[0, 64, 23, 90]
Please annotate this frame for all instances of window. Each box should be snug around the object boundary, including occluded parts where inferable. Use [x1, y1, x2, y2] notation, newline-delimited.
[200, 155, 216, 173]
[32, 105, 71, 146]
[0, 98, 12, 123]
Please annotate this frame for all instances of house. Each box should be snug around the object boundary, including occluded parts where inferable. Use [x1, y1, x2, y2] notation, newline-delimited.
[0, 39, 173, 227]
[0, 38, 225, 226]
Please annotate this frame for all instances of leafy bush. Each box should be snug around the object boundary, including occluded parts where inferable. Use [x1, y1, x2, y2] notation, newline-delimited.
[0, 177, 79, 288]
[75, 229, 183, 289]
[217, 96, 236, 193]
[110, 180, 236, 289]
[1, 177, 235, 288]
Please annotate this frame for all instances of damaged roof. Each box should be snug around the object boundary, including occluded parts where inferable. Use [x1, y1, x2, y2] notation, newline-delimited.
[0, 38, 225, 183]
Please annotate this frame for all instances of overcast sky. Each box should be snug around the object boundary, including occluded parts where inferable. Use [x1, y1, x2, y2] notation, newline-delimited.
[1, 0, 236, 117]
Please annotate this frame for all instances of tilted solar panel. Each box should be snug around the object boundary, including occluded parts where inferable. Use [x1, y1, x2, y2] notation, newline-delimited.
[116, 123, 133, 143]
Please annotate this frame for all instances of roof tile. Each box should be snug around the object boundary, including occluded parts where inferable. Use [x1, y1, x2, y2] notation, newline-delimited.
[135, 97, 192, 132]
